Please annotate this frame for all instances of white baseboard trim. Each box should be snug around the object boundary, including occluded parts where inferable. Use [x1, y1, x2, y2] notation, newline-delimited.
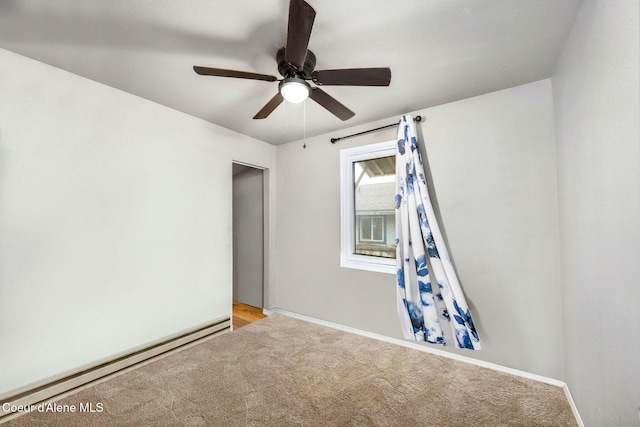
[563, 384, 585, 427]
[263, 307, 584, 427]
[0, 318, 230, 423]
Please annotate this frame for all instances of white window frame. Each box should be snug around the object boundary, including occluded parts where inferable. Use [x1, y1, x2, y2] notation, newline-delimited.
[340, 140, 396, 274]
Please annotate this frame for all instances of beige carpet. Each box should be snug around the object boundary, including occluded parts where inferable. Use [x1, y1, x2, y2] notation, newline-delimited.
[5, 315, 578, 426]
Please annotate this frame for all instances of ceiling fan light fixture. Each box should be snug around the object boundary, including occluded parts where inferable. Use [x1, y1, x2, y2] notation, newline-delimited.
[279, 77, 310, 103]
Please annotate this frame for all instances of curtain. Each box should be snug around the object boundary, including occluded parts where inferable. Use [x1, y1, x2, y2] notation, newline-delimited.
[395, 114, 483, 350]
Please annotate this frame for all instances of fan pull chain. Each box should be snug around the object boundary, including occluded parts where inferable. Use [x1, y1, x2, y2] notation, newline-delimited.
[283, 99, 287, 133]
[303, 101, 307, 149]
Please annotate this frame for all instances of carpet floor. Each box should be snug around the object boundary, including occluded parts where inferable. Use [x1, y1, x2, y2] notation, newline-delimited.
[5, 314, 578, 426]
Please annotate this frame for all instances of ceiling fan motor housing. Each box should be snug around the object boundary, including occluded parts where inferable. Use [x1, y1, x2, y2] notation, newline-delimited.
[277, 47, 316, 80]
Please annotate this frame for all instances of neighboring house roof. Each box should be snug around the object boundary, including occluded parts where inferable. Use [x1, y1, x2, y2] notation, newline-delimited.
[355, 182, 395, 215]
[359, 157, 395, 178]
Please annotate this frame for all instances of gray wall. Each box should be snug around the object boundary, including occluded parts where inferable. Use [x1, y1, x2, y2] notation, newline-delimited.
[552, 0, 640, 425]
[233, 166, 264, 308]
[275, 79, 564, 379]
[0, 49, 276, 396]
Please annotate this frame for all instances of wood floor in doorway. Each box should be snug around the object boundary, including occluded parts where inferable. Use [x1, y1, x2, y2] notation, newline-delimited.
[232, 301, 266, 330]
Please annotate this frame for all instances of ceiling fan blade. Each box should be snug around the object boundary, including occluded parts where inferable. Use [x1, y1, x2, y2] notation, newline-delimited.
[253, 93, 284, 119]
[309, 87, 355, 121]
[311, 68, 392, 86]
[285, 0, 316, 70]
[193, 66, 278, 82]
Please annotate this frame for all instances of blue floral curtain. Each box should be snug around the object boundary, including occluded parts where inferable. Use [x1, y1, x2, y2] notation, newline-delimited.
[395, 114, 483, 350]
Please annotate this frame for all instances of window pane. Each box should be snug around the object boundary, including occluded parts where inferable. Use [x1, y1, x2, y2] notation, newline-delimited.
[353, 155, 395, 259]
[360, 217, 372, 240]
[372, 217, 384, 241]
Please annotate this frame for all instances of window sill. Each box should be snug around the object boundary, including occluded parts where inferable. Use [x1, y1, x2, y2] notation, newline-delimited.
[340, 254, 396, 275]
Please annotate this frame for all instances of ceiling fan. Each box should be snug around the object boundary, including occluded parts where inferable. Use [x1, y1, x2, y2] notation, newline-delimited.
[193, 0, 391, 121]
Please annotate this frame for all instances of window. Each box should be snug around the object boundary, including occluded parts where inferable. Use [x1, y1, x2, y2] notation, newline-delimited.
[340, 140, 396, 274]
[359, 215, 385, 243]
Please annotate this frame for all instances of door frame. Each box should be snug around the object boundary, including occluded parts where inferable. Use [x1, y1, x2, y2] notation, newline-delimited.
[231, 161, 270, 309]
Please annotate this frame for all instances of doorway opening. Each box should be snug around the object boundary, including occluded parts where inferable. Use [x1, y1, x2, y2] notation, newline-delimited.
[232, 162, 267, 329]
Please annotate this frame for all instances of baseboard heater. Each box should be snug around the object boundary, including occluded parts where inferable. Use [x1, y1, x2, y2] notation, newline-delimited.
[0, 317, 231, 422]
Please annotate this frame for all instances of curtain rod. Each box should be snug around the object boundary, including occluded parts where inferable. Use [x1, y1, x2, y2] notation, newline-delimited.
[330, 115, 423, 144]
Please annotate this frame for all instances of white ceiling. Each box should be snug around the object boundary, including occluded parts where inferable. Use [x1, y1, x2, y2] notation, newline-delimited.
[0, 0, 582, 145]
